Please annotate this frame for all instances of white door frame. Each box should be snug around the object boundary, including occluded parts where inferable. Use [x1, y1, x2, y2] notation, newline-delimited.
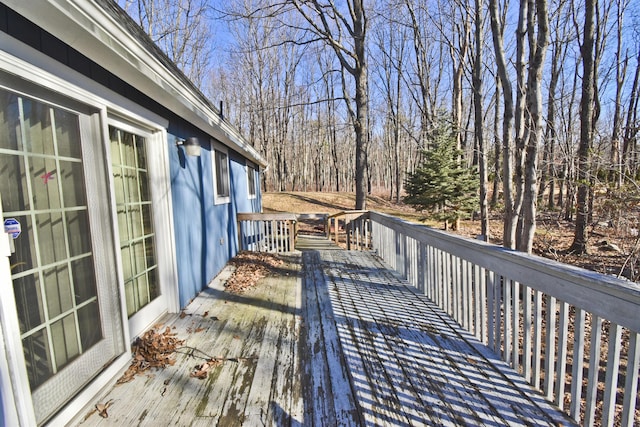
[106, 116, 180, 338]
[0, 195, 36, 426]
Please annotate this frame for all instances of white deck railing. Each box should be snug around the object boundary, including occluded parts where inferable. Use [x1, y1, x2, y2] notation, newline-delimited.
[360, 211, 640, 427]
[237, 213, 297, 253]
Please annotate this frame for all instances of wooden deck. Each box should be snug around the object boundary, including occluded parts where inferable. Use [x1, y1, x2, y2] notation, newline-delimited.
[76, 236, 575, 426]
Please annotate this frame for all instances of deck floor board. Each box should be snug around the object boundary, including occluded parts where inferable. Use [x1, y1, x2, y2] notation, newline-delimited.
[76, 236, 575, 426]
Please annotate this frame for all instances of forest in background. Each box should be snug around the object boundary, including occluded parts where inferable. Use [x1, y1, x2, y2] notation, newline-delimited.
[117, 0, 640, 274]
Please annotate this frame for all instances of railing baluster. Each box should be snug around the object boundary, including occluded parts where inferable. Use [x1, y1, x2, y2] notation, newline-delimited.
[523, 285, 532, 382]
[478, 265, 487, 343]
[463, 260, 470, 330]
[467, 261, 473, 332]
[455, 257, 462, 324]
[622, 332, 639, 427]
[512, 280, 520, 372]
[532, 290, 543, 389]
[544, 295, 557, 400]
[492, 271, 501, 354]
[503, 277, 512, 364]
[554, 300, 569, 408]
[473, 263, 481, 340]
[417, 242, 426, 294]
[487, 270, 496, 351]
[585, 315, 603, 426]
[438, 248, 443, 308]
[602, 322, 622, 425]
[444, 252, 451, 315]
[570, 308, 586, 421]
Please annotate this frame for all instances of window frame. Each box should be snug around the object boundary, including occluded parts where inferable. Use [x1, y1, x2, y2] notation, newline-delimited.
[212, 142, 231, 205]
[247, 162, 257, 199]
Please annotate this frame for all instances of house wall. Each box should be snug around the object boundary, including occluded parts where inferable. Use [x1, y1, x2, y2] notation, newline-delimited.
[169, 135, 261, 308]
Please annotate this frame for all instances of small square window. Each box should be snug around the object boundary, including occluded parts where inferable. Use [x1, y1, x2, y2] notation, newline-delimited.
[213, 148, 230, 204]
[247, 164, 257, 199]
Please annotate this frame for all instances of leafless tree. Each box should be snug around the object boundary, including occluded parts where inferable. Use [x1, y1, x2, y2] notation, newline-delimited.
[473, 0, 489, 239]
[609, 0, 631, 186]
[277, 0, 370, 209]
[570, 0, 597, 254]
[119, 0, 212, 87]
[518, 0, 549, 253]
[488, 0, 517, 248]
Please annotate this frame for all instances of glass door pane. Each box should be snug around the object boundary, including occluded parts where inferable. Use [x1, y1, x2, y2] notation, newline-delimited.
[109, 126, 159, 317]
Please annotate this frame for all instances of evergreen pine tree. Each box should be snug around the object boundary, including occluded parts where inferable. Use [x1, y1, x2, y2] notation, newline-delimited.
[404, 123, 478, 229]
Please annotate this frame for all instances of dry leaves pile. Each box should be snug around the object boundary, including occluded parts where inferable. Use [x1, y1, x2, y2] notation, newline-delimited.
[117, 326, 184, 384]
[224, 251, 284, 293]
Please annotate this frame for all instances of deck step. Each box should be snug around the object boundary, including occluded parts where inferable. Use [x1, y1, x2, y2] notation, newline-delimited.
[295, 234, 341, 251]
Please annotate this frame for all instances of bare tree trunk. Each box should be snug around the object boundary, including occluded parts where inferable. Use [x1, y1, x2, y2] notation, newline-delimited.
[474, 0, 489, 240]
[450, 5, 471, 152]
[518, 0, 549, 253]
[404, 0, 435, 148]
[623, 49, 640, 180]
[491, 76, 501, 208]
[570, 0, 596, 254]
[489, 0, 516, 248]
[610, 0, 629, 186]
[539, 8, 567, 211]
[290, 0, 369, 209]
[512, 0, 528, 248]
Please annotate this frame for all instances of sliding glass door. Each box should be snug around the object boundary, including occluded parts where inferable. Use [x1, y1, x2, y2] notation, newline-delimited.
[0, 88, 123, 424]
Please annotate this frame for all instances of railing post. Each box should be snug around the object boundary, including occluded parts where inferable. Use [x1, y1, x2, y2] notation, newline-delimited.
[289, 220, 296, 251]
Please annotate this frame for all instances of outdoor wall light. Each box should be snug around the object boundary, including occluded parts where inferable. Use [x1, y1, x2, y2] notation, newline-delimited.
[176, 137, 201, 157]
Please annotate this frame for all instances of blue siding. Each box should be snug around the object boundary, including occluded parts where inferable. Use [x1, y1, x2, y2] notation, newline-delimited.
[169, 135, 261, 308]
[0, 388, 4, 426]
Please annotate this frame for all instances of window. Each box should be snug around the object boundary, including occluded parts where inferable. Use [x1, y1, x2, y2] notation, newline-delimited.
[213, 147, 230, 204]
[247, 164, 257, 199]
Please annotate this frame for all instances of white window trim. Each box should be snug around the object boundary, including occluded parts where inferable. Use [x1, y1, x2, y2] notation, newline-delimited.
[212, 141, 231, 205]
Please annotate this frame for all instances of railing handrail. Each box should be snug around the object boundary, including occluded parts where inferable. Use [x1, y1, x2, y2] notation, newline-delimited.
[238, 212, 297, 221]
[369, 211, 640, 333]
[326, 210, 369, 220]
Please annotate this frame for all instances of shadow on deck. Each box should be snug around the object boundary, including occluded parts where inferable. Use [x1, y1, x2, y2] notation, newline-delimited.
[77, 235, 575, 426]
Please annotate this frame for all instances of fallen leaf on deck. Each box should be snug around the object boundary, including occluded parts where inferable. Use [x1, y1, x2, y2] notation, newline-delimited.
[190, 359, 222, 379]
[95, 400, 113, 418]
